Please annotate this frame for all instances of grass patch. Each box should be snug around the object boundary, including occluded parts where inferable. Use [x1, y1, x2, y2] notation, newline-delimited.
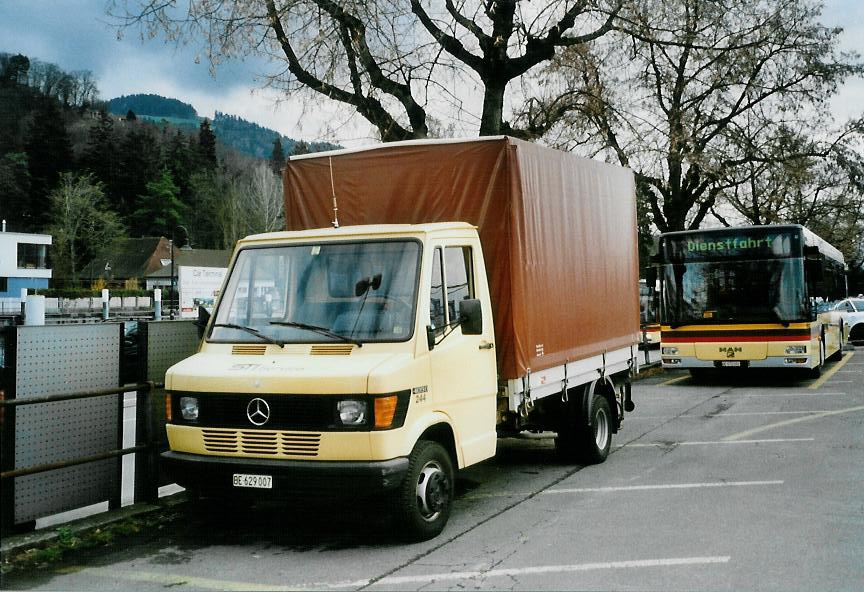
[1, 509, 180, 574]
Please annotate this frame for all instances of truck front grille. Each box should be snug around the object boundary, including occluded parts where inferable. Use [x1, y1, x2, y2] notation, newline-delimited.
[202, 428, 321, 457]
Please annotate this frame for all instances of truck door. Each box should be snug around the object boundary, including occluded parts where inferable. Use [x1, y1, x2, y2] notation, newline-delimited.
[427, 244, 497, 467]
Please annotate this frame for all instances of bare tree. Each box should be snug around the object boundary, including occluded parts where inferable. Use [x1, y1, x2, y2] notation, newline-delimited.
[246, 162, 284, 233]
[107, 1, 621, 139]
[521, 0, 863, 233]
[46, 173, 125, 282]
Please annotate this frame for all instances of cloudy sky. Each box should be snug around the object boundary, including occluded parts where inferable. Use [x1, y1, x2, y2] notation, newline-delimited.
[2, 0, 863, 146]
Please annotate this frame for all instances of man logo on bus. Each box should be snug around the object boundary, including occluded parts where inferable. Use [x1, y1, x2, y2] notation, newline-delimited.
[719, 346, 743, 358]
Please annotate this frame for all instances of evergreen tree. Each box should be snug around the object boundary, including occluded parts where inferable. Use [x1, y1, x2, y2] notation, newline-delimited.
[0, 54, 30, 87]
[80, 109, 118, 197]
[24, 95, 72, 231]
[125, 109, 137, 121]
[0, 152, 31, 230]
[165, 130, 194, 204]
[115, 124, 162, 219]
[132, 168, 185, 237]
[269, 136, 285, 174]
[197, 118, 217, 169]
[291, 140, 310, 156]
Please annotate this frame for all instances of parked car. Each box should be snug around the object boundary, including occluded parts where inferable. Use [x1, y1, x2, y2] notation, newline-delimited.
[832, 298, 864, 344]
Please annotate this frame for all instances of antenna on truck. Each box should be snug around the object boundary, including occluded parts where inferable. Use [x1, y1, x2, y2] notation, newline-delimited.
[329, 157, 340, 228]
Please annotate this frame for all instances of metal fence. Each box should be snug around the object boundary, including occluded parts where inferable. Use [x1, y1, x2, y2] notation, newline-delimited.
[0, 320, 199, 533]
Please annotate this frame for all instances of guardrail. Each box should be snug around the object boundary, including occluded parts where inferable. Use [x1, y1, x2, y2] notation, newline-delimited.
[0, 381, 166, 532]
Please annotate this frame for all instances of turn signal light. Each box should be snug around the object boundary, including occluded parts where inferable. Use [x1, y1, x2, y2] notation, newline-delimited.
[374, 395, 398, 429]
[165, 393, 172, 422]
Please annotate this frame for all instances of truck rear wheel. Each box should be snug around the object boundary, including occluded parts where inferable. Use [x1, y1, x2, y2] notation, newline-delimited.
[556, 392, 612, 465]
[395, 440, 454, 541]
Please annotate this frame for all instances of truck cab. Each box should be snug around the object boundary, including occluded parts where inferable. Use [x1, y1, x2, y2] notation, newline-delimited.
[163, 222, 497, 540]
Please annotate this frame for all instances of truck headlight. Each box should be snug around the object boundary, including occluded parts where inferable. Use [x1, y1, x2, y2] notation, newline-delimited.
[662, 346, 679, 355]
[179, 396, 199, 421]
[785, 345, 807, 354]
[337, 400, 368, 425]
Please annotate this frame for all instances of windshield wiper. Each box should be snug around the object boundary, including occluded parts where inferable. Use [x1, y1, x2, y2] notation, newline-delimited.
[211, 323, 285, 347]
[269, 320, 363, 347]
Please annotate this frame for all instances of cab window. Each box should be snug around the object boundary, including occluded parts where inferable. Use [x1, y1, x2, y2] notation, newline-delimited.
[428, 246, 475, 337]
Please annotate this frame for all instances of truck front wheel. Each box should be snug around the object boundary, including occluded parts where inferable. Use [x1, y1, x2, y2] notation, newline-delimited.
[395, 440, 454, 541]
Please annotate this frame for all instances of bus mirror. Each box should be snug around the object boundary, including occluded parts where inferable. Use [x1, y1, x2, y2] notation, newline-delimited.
[645, 266, 657, 287]
[803, 245, 821, 261]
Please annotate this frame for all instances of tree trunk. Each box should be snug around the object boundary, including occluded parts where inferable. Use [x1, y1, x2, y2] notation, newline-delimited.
[479, 80, 506, 137]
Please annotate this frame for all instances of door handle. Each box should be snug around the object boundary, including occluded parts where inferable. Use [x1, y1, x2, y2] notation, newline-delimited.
[479, 341, 494, 350]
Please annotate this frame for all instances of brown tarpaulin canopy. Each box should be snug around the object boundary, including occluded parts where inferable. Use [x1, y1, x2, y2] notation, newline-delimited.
[284, 137, 639, 380]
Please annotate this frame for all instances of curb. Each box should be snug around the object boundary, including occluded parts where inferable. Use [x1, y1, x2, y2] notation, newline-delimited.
[1, 493, 187, 562]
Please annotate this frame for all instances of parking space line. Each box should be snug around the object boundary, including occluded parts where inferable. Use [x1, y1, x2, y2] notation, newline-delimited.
[544, 480, 783, 494]
[809, 352, 855, 389]
[661, 375, 690, 386]
[62, 557, 732, 589]
[723, 405, 864, 441]
[375, 556, 732, 586]
[54, 566, 348, 591]
[624, 437, 814, 448]
[741, 393, 847, 397]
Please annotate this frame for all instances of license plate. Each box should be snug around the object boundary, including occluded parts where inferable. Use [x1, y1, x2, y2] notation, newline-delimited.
[720, 361, 742, 367]
[232, 474, 273, 489]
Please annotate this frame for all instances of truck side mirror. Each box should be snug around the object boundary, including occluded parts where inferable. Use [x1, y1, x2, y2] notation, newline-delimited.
[459, 299, 483, 335]
[195, 305, 211, 339]
[426, 325, 436, 351]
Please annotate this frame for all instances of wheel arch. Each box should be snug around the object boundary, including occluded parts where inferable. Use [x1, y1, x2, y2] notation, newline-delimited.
[582, 374, 623, 433]
[418, 420, 459, 469]
[849, 321, 864, 343]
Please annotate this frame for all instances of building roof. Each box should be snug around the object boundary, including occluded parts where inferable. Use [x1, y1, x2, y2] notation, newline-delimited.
[56, 237, 171, 281]
[146, 248, 233, 278]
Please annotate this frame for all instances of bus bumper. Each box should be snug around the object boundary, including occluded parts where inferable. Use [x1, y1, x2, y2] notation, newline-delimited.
[662, 356, 812, 369]
[161, 450, 410, 498]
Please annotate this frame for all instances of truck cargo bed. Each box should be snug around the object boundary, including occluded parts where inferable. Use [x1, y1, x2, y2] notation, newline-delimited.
[284, 137, 640, 380]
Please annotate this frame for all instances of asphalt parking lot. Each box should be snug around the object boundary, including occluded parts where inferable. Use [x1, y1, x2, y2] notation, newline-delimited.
[4, 348, 863, 591]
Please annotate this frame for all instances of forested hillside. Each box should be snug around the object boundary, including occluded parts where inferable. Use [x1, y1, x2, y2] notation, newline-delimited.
[106, 94, 197, 120]
[102, 93, 338, 159]
[0, 52, 323, 285]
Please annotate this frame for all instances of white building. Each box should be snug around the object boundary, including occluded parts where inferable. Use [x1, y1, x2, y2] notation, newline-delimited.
[0, 225, 52, 299]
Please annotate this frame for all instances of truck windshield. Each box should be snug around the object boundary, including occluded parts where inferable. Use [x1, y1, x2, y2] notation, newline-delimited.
[210, 240, 421, 344]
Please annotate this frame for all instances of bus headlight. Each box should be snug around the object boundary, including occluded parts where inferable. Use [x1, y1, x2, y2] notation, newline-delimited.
[337, 400, 368, 425]
[785, 345, 807, 354]
[179, 396, 199, 421]
[662, 346, 679, 355]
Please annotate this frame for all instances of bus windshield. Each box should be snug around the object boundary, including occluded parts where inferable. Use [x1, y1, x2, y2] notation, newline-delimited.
[662, 258, 807, 324]
[660, 229, 808, 325]
[210, 240, 422, 344]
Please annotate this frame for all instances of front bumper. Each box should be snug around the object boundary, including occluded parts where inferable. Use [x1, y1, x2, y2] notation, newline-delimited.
[662, 356, 812, 369]
[162, 450, 410, 498]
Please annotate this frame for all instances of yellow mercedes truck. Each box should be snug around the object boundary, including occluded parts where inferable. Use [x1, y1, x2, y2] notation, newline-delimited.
[162, 137, 640, 540]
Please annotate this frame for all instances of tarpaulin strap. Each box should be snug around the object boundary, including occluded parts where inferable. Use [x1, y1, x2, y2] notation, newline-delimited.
[520, 369, 534, 417]
[561, 359, 569, 403]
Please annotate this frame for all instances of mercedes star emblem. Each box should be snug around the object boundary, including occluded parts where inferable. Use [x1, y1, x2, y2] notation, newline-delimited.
[246, 398, 271, 426]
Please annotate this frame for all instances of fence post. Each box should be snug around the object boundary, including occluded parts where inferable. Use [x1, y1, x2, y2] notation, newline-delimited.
[102, 289, 110, 321]
[133, 379, 160, 505]
[0, 327, 17, 533]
